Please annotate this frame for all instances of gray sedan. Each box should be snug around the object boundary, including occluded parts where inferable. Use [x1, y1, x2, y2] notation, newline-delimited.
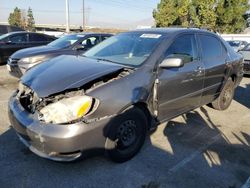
[9, 28, 243, 163]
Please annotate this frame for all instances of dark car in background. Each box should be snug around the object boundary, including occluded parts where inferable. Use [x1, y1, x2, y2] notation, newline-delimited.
[239, 43, 250, 75]
[0, 31, 56, 64]
[9, 28, 243, 162]
[7, 33, 112, 78]
[227, 40, 248, 52]
[0, 24, 25, 35]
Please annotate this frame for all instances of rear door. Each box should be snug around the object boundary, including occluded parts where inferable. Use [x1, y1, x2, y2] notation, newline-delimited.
[28, 33, 50, 47]
[157, 34, 205, 121]
[197, 34, 228, 104]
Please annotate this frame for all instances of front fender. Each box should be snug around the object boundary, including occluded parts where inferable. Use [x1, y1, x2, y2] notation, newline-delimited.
[85, 68, 154, 120]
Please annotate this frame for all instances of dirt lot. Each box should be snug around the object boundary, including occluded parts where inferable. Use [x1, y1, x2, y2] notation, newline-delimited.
[0, 65, 249, 188]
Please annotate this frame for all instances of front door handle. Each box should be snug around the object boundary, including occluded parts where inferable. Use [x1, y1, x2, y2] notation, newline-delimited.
[194, 66, 204, 73]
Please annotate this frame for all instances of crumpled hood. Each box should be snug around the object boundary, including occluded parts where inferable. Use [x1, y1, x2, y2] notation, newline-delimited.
[21, 55, 124, 97]
[11, 45, 60, 59]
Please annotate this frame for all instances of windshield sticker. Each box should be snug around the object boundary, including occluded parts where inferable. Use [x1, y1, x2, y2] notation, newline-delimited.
[140, 34, 161, 39]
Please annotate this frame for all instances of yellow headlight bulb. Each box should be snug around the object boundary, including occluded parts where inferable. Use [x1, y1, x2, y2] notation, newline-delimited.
[77, 97, 93, 118]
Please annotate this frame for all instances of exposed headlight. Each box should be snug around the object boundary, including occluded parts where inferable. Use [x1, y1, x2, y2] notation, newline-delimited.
[40, 95, 96, 124]
[18, 55, 47, 65]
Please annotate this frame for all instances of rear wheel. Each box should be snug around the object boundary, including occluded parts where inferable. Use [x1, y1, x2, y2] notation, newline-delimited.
[211, 77, 235, 110]
[105, 107, 147, 163]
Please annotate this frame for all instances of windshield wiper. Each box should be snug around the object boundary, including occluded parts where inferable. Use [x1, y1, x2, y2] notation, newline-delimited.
[95, 58, 118, 64]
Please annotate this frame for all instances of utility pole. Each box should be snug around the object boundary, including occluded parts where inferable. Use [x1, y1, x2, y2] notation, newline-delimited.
[82, 0, 85, 31]
[65, 0, 70, 33]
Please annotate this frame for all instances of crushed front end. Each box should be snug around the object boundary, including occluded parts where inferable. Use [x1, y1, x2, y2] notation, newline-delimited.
[8, 83, 112, 161]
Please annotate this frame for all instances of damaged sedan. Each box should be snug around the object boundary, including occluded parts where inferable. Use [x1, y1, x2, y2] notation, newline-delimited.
[9, 28, 243, 162]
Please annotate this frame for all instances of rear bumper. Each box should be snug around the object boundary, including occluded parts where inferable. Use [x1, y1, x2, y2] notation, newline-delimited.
[8, 94, 111, 161]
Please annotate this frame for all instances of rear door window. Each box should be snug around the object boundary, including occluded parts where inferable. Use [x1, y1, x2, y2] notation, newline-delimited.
[29, 33, 47, 42]
[199, 35, 222, 60]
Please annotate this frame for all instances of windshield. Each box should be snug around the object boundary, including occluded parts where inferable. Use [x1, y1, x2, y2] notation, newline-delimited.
[0, 33, 9, 41]
[48, 34, 85, 48]
[84, 33, 162, 67]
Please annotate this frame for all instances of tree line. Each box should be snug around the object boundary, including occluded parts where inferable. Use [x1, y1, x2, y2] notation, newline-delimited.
[8, 7, 35, 31]
[153, 0, 250, 33]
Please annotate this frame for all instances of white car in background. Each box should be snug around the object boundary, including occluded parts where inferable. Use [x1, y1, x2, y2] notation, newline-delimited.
[239, 44, 250, 75]
[227, 40, 248, 52]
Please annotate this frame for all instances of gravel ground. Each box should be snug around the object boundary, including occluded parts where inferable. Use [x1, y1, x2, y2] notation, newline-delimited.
[0, 65, 249, 188]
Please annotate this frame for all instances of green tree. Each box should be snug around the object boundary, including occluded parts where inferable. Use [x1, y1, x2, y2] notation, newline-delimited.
[216, 0, 249, 33]
[8, 7, 22, 27]
[153, 0, 179, 27]
[27, 7, 35, 31]
[176, 0, 191, 27]
[191, 0, 217, 30]
[153, 0, 249, 33]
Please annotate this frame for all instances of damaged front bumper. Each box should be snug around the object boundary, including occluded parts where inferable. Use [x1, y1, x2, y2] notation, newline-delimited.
[8, 94, 112, 162]
[243, 60, 250, 75]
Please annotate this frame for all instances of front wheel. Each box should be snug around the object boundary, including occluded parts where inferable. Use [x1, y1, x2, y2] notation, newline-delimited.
[210, 77, 235, 110]
[105, 107, 147, 163]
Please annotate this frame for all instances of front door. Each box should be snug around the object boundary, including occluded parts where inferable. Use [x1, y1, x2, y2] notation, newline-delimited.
[2, 33, 28, 61]
[157, 34, 205, 121]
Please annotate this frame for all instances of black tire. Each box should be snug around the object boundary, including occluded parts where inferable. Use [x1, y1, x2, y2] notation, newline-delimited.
[211, 77, 235, 110]
[105, 107, 147, 163]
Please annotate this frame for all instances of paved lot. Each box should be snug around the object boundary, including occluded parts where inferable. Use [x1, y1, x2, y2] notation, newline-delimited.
[0, 65, 249, 188]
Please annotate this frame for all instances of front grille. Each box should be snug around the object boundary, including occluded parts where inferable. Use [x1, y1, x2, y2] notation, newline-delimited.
[8, 58, 19, 64]
[243, 63, 250, 72]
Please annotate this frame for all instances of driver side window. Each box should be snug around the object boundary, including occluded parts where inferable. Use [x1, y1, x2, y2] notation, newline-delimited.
[9, 34, 27, 43]
[165, 34, 198, 63]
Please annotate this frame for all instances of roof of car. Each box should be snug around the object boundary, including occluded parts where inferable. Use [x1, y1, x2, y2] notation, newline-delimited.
[67, 32, 113, 36]
[127, 27, 216, 35]
[5, 31, 53, 36]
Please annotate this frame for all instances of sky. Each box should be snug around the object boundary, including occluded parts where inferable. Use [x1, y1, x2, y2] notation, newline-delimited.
[0, 0, 160, 29]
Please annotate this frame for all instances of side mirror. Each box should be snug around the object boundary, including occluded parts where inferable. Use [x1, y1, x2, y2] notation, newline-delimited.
[159, 58, 184, 68]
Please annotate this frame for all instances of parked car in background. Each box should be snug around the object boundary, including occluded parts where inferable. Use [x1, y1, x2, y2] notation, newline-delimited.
[239, 43, 250, 75]
[227, 40, 248, 52]
[7, 33, 112, 78]
[9, 28, 243, 163]
[0, 31, 56, 65]
[0, 24, 24, 35]
[36, 27, 65, 38]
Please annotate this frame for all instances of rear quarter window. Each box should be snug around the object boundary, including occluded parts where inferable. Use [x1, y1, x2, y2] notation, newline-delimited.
[199, 34, 223, 60]
[29, 33, 47, 42]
